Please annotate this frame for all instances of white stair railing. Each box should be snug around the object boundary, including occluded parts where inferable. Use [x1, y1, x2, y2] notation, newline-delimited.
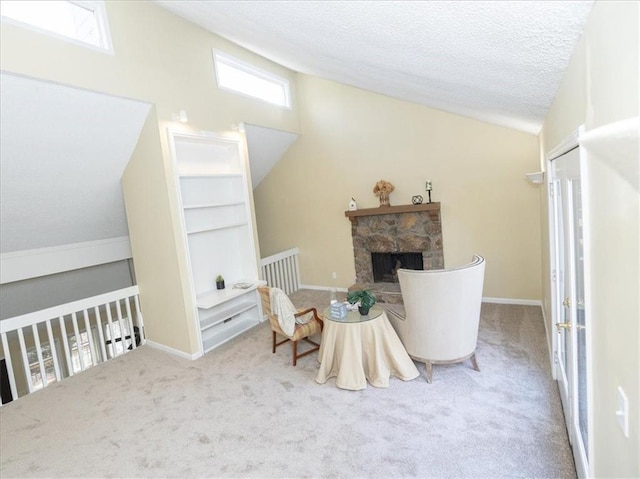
[0, 286, 144, 404]
[260, 248, 301, 294]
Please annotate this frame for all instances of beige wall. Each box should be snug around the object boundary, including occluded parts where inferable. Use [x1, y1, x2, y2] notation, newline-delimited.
[0, 1, 300, 355]
[541, 1, 639, 476]
[122, 109, 199, 353]
[255, 75, 541, 300]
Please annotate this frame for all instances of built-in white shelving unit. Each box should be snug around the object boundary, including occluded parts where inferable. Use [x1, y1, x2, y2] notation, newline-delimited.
[169, 129, 263, 356]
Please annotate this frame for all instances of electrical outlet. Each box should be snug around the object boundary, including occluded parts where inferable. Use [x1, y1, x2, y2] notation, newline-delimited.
[332, 272, 337, 279]
[616, 386, 629, 438]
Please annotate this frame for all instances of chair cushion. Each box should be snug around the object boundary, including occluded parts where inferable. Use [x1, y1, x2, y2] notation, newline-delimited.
[290, 318, 322, 341]
[260, 286, 321, 340]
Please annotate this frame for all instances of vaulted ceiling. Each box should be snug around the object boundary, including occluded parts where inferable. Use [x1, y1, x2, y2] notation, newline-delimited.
[157, 0, 594, 134]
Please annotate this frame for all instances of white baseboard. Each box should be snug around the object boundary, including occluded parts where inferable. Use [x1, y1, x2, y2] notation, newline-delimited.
[482, 297, 542, 306]
[144, 339, 201, 360]
[299, 284, 349, 292]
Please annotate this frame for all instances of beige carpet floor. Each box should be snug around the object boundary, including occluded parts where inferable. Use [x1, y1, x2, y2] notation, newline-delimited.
[0, 290, 576, 478]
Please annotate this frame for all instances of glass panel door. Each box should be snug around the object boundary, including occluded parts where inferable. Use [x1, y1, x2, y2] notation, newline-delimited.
[552, 177, 571, 427]
[571, 179, 589, 461]
[550, 145, 590, 478]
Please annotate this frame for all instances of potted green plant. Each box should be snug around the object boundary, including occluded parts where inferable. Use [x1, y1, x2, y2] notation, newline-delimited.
[347, 289, 376, 315]
[216, 275, 225, 290]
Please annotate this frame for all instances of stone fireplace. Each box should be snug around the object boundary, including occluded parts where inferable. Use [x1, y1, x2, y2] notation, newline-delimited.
[346, 203, 443, 303]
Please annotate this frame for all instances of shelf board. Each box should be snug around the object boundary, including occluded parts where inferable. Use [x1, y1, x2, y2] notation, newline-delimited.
[202, 316, 259, 354]
[183, 201, 245, 210]
[196, 283, 258, 309]
[200, 301, 257, 331]
[345, 202, 441, 222]
[186, 222, 248, 234]
[179, 173, 243, 179]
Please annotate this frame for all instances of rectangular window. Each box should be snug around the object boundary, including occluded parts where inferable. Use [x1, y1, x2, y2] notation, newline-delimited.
[27, 343, 57, 391]
[0, 1, 113, 53]
[69, 331, 94, 373]
[213, 51, 291, 108]
[27, 331, 96, 390]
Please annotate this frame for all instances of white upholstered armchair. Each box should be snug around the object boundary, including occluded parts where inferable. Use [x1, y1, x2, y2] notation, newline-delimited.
[387, 255, 486, 383]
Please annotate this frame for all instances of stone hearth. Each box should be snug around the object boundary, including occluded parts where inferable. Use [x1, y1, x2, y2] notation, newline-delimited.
[346, 203, 443, 303]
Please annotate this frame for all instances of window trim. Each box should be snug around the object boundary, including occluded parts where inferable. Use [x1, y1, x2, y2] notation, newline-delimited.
[0, 0, 114, 55]
[213, 50, 292, 109]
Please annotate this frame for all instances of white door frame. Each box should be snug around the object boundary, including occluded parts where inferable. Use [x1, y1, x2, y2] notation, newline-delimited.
[546, 130, 580, 380]
[546, 127, 593, 478]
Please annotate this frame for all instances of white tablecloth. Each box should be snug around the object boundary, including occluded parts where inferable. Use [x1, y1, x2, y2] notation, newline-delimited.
[315, 310, 419, 390]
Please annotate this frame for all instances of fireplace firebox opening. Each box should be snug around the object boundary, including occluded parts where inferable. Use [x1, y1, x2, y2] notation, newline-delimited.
[371, 252, 423, 283]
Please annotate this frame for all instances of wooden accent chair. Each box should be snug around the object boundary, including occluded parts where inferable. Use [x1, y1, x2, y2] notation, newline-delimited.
[258, 286, 324, 366]
[387, 255, 485, 383]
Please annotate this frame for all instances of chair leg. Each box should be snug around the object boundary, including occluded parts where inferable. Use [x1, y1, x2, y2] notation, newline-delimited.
[470, 353, 480, 372]
[272, 331, 277, 353]
[424, 361, 433, 383]
[292, 340, 298, 366]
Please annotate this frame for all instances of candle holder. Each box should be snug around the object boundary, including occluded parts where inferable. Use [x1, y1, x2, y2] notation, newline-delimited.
[425, 181, 433, 204]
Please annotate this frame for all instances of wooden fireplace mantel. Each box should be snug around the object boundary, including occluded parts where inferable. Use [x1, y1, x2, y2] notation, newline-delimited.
[345, 202, 441, 222]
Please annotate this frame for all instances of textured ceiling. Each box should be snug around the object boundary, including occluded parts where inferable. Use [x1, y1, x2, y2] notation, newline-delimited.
[158, 0, 594, 134]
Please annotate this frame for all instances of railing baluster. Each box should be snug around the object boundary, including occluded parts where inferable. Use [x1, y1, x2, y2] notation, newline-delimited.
[94, 305, 107, 362]
[286, 256, 294, 293]
[265, 264, 272, 287]
[271, 263, 277, 287]
[115, 299, 127, 351]
[124, 296, 136, 350]
[287, 259, 294, 294]
[284, 260, 290, 293]
[31, 324, 47, 389]
[83, 309, 97, 367]
[276, 261, 284, 293]
[291, 256, 297, 292]
[17, 328, 34, 394]
[105, 301, 116, 358]
[1, 332, 18, 401]
[58, 315, 73, 377]
[282, 257, 289, 293]
[282, 257, 290, 293]
[71, 312, 85, 372]
[45, 319, 61, 382]
[271, 263, 277, 288]
[293, 254, 301, 291]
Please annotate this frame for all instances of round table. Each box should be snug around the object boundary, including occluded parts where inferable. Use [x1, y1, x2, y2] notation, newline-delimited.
[315, 305, 419, 390]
